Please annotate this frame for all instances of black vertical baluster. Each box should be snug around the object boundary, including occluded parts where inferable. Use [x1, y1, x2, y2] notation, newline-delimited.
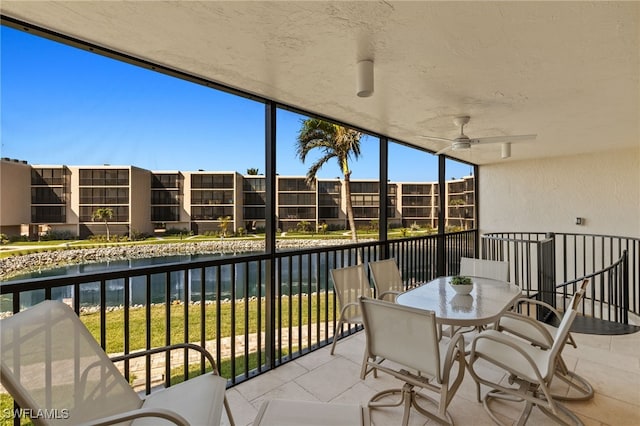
[288, 256, 293, 357]
[257, 260, 263, 373]
[277, 257, 283, 362]
[315, 252, 321, 347]
[200, 267, 206, 375]
[124, 277, 130, 383]
[145, 275, 151, 395]
[307, 253, 312, 351]
[230, 264, 236, 380]
[164, 272, 171, 388]
[100, 279, 106, 350]
[215, 267, 222, 381]
[244, 261, 250, 378]
[183, 269, 189, 382]
[297, 254, 302, 353]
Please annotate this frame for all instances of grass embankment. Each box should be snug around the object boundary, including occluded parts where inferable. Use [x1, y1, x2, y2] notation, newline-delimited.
[0, 295, 336, 426]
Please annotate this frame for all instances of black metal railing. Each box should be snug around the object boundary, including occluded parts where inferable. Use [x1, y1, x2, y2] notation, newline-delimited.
[482, 232, 639, 322]
[0, 230, 477, 398]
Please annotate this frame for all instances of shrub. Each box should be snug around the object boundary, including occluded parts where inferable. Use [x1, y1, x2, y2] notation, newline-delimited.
[0, 233, 8, 245]
[41, 230, 77, 241]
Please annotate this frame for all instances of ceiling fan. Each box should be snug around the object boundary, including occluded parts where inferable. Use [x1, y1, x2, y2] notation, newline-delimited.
[421, 116, 537, 158]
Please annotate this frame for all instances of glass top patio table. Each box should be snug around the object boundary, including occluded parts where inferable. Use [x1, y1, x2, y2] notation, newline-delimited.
[396, 276, 522, 327]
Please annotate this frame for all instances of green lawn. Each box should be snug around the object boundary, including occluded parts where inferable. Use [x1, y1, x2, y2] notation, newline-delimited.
[79, 294, 335, 354]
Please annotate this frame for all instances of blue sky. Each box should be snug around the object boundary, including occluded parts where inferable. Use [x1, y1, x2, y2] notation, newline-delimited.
[1, 26, 472, 182]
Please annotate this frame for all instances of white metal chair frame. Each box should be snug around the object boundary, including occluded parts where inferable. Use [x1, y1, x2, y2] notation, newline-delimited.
[496, 279, 593, 401]
[359, 297, 465, 426]
[468, 291, 585, 426]
[329, 264, 372, 356]
[0, 300, 235, 426]
[368, 259, 404, 302]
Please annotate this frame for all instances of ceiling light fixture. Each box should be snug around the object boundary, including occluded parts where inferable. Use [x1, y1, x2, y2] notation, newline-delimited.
[357, 59, 374, 97]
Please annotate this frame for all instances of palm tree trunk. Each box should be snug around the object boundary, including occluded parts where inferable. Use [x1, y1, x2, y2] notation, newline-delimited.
[104, 220, 110, 242]
[343, 172, 358, 243]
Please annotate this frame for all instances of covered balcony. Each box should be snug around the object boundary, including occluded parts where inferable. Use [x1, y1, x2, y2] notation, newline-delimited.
[1, 2, 638, 425]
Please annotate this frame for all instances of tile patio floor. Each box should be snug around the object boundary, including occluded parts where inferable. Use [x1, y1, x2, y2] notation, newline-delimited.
[221, 328, 640, 425]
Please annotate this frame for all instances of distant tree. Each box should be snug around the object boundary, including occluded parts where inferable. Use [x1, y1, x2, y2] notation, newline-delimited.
[246, 168, 260, 175]
[218, 215, 231, 237]
[296, 118, 362, 242]
[449, 198, 466, 228]
[92, 207, 114, 241]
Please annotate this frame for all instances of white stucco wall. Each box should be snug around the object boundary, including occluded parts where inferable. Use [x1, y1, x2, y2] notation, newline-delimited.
[479, 147, 640, 238]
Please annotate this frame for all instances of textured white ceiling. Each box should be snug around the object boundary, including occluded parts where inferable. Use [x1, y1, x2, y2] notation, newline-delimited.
[2, 1, 638, 164]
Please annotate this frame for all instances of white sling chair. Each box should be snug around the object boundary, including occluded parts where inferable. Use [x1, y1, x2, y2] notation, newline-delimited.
[496, 279, 593, 401]
[0, 300, 234, 426]
[329, 264, 372, 356]
[459, 257, 509, 282]
[368, 259, 404, 302]
[359, 297, 465, 426]
[468, 291, 585, 426]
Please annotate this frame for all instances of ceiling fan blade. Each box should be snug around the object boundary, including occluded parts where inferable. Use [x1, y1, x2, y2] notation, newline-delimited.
[473, 134, 537, 145]
[434, 146, 452, 155]
[420, 135, 456, 143]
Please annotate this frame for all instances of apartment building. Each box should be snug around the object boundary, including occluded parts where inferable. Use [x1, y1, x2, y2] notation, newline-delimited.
[0, 158, 475, 238]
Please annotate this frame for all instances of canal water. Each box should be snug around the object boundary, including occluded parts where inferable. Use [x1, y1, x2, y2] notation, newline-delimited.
[2, 251, 355, 309]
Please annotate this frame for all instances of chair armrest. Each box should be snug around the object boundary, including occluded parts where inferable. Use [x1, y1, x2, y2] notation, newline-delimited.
[110, 343, 220, 374]
[470, 332, 545, 385]
[513, 297, 563, 321]
[339, 301, 361, 316]
[378, 290, 402, 301]
[498, 312, 555, 348]
[76, 407, 189, 426]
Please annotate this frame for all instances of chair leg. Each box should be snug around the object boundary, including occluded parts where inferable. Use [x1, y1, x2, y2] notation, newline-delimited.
[224, 396, 235, 426]
[330, 318, 344, 355]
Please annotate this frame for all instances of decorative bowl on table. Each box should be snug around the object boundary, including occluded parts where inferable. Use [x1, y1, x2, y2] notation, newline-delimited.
[449, 275, 474, 295]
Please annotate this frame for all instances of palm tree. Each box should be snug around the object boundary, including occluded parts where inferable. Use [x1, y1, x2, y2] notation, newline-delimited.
[92, 207, 114, 241]
[449, 198, 466, 229]
[296, 118, 362, 241]
[218, 215, 231, 237]
[246, 168, 260, 175]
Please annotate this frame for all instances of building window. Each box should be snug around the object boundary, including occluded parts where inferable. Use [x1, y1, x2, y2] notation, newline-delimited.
[151, 206, 180, 221]
[191, 190, 234, 204]
[191, 206, 233, 220]
[191, 174, 234, 189]
[243, 177, 265, 192]
[79, 169, 129, 186]
[31, 187, 65, 204]
[279, 178, 314, 192]
[244, 192, 266, 205]
[278, 207, 315, 219]
[31, 206, 66, 223]
[244, 206, 265, 219]
[152, 174, 180, 189]
[79, 206, 129, 222]
[79, 187, 129, 204]
[278, 193, 315, 205]
[318, 207, 339, 218]
[31, 168, 65, 186]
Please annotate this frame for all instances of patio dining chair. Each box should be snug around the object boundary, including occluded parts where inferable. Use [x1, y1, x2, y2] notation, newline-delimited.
[368, 258, 404, 302]
[467, 291, 585, 425]
[495, 279, 593, 401]
[0, 300, 234, 426]
[459, 257, 509, 282]
[359, 297, 465, 426]
[329, 264, 372, 356]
